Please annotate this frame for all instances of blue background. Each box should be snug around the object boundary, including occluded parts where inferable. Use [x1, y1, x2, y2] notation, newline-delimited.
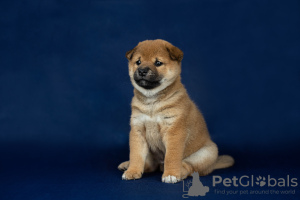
[0, 0, 299, 199]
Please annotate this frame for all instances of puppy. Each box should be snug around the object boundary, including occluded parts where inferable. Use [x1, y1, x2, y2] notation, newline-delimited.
[118, 39, 234, 183]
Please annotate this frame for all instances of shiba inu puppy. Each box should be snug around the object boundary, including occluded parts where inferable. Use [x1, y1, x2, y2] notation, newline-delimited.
[118, 39, 234, 183]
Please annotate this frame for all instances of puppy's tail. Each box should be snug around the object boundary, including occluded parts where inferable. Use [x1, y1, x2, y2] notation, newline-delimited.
[213, 155, 234, 170]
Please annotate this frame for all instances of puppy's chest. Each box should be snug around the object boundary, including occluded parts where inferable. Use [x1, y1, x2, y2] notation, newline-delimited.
[132, 110, 168, 152]
[140, 114, 165, 152]
[131, 101, 175, 152]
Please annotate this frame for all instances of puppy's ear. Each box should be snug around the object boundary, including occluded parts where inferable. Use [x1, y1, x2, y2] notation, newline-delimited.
[165, 43, 183, 62]
[125, 47, 137, 60]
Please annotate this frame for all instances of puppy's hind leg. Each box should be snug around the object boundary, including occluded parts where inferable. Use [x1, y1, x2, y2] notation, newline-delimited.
[118, 152, 159, 173]
[183, 141, 219, 176]
[118, 161, 130, 171]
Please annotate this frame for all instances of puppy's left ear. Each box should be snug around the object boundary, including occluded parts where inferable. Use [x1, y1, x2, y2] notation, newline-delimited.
[125, 47, 137, 60]
[165, 43, 183, 62]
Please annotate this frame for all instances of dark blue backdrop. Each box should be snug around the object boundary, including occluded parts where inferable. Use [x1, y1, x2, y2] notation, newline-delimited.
[0, 0, 299, 200]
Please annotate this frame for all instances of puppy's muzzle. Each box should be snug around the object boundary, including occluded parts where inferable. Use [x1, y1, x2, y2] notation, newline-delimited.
[134, 67, 162, 89]
[134, 66, 157, 81]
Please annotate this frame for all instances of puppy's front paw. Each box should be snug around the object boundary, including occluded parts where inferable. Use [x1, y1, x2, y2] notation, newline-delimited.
[122, 169, 142, 180]
[162, 174, 181, 184]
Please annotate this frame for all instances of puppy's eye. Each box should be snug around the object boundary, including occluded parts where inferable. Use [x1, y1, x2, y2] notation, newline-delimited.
[136, 60, 141, 65]
[155, 60, 163, 67]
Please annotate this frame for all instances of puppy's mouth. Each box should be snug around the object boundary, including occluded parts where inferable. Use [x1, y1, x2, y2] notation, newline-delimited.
[134, 79, 161, 89]
[133, 70, 162, 90]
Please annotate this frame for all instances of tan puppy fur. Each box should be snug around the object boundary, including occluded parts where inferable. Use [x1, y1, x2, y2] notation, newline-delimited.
[118, 39, 234, 183]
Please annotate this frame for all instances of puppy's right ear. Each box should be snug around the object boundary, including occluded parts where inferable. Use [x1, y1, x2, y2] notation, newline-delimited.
[125, 47, 137, 60]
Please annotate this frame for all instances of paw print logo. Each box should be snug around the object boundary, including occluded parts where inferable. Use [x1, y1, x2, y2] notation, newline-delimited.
[256, 176, 266, 187]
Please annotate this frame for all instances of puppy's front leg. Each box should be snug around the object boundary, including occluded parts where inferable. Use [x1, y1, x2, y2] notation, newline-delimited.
[122, 127, 148, 180]
[162, 126, 186, 184]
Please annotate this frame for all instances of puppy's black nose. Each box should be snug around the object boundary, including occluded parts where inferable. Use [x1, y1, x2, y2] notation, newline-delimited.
[138, 67, 149, 77]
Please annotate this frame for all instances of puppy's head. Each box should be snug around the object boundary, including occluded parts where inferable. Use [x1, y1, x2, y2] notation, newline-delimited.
[126, 39, 183, 96]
